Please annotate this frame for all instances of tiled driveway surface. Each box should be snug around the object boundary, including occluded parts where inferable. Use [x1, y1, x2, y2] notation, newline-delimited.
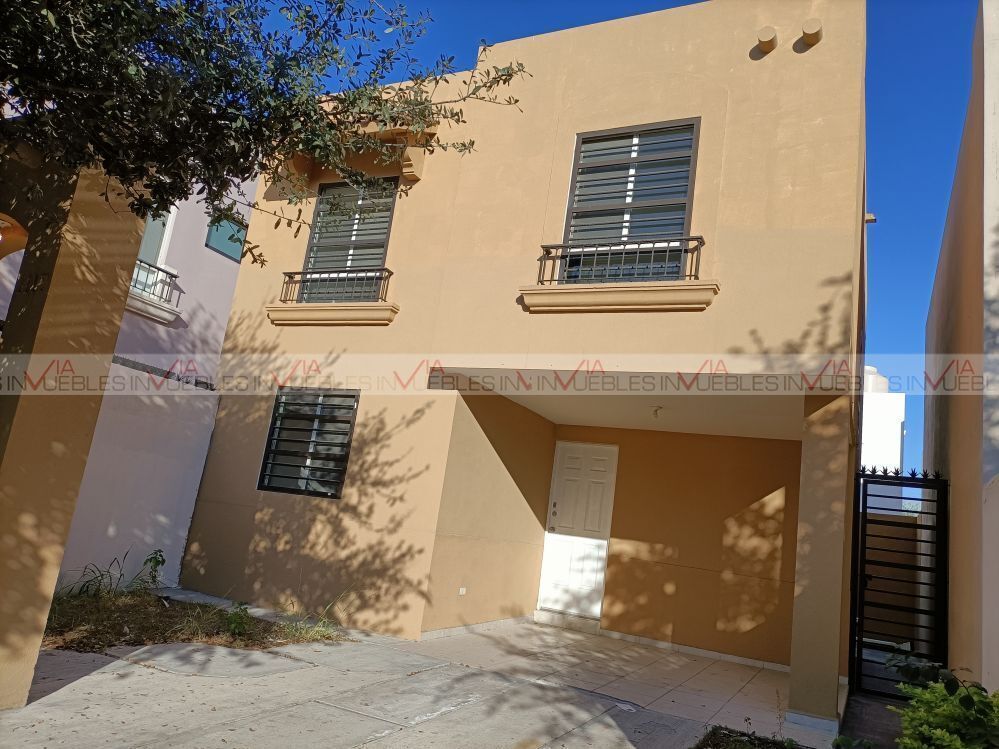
[1, 621, 832, 748]
[393, 622, 827, 745]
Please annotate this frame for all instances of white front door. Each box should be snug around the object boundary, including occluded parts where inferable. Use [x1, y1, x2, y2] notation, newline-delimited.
[537, 441, 619, 618]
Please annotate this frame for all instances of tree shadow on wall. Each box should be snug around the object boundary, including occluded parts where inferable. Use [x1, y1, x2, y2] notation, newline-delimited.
[0, 161, 151, 705]
[598, 482, 800, 664]
[53, 305, 273, 590]
[725, 271, 855, 361]
[184, 402, 434, 637]
[721, 270, 858, 666]
[981, 219, 999, 479]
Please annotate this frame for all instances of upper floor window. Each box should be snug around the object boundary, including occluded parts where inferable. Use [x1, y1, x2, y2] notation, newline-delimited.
[130, 210, 181, 309]
[137, 213, 171, 266]
[257, 387, 359, 498]
[206, 218, 247, 262]
[556, 119, 700, 284]
[293, 180, 397, 303]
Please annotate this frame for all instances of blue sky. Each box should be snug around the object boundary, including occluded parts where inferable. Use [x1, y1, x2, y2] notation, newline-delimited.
[407, 0, 980, 469]
[864, 0, 978, 470]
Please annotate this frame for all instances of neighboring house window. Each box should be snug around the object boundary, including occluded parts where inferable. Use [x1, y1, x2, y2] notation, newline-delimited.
[562, 119, 699, 283]
[138, 215, 170, 265]
[206, 218, 247, 261]
[257, 388, 359, 498]
[131, 211, 181, 306]
[299, 180, 397, 302]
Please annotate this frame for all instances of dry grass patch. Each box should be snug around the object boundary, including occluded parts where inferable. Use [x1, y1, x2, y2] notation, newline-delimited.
[694, 726, 800, 749]
[44, 592, 345, 653]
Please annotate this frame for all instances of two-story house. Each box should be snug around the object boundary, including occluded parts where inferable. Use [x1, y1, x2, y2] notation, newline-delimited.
[181, 0, 867, 733]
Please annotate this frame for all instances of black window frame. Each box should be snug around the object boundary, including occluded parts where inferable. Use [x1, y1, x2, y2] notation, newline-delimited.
[298, 178, 400, 303]
[257, 387, 360, 499]
[562, 117, 701, 245]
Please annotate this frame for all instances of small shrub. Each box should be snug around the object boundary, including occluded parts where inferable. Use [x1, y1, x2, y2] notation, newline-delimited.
[138, 549, 166, 589]
[61, 553, 131, 597]
[888, 654, 999, 749]
[225, 603, 252, 637]
[893, 681, 999, 749]
[60, 548, 167, 597]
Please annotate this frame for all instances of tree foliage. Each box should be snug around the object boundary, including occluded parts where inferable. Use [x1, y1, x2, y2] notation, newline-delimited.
[0, 0, 527, 262]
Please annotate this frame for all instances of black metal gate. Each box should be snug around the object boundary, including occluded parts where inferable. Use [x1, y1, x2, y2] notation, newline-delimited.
[849, 468, 949, 698]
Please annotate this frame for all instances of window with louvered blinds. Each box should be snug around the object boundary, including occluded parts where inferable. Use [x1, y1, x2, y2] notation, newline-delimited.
[568, 122, 696, 244]
[560, 121, 699, 284]
[299, 180, 397, 302]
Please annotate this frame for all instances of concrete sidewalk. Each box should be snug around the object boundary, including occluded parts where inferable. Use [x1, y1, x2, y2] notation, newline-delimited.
[0, 620, 821, 748]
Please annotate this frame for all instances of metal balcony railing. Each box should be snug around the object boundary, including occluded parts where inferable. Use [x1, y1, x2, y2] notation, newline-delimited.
[281, 268, 393, 303]
[130, 259, 180, 306]
[536, 236, 705, 286]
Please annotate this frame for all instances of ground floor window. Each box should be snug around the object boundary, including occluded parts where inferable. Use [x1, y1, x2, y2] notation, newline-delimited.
[257, 388, 359, 498]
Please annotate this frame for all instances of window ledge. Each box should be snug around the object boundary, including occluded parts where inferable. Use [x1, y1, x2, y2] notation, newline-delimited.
[265, 301, 399, 326]
[125, 288, 181, 325]
[518, 279, 720, 313]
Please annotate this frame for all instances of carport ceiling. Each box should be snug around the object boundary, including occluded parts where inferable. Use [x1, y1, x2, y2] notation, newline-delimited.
[503, 392, 805, 441]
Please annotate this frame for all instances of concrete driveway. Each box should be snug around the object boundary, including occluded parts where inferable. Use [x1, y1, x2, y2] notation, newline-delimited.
[0, 621, 829, 748]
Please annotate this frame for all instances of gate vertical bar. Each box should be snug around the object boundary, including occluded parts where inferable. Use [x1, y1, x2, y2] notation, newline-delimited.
[855, 475, 872, 692]
[848, 471, 864, 691]
[935, 481, 949, 669]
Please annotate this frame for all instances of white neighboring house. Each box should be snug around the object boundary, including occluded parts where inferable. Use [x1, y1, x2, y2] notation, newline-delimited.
[861, 366, 906, 510]
[0, 189, 252, 587]
[861, 365, 906, 471]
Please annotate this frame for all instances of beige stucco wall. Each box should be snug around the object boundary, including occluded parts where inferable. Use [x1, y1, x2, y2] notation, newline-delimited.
[182, 392, 459, 639]
[554, 424, 801, 665]
[421, 393, 555, 632]
[0, 158, 143, 708]
[788, 394, 853, 718]
[981, 0, 999, 690]
[924, 2, 991, 685]
[421, 403, 809, 664]
[228, 0, 866, 367]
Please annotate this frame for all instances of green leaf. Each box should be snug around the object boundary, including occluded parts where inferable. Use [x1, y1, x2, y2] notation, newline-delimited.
[943, 676, 960, 696]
